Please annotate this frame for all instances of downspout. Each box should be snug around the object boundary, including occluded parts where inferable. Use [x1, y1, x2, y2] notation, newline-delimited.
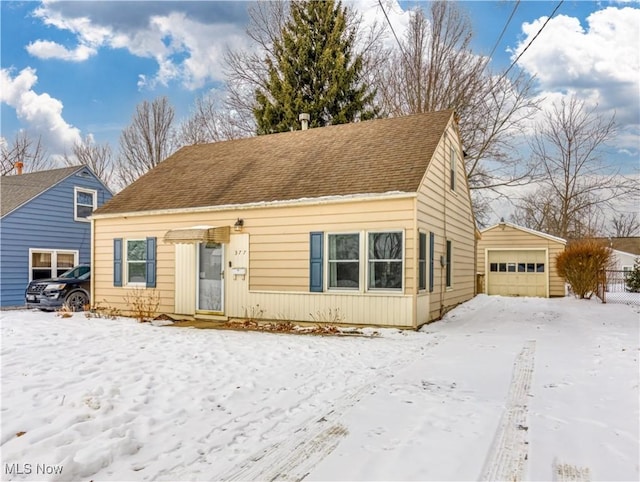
[440, 133, 448, 318]
[90, 215, 95, 309]
[412, 196, 418, 329]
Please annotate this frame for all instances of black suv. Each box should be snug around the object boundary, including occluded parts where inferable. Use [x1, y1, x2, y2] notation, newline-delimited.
[25, 264, 91, 311]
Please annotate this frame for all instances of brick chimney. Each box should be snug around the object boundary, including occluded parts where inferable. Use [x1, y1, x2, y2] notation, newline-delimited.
[15, 161, 23, 175]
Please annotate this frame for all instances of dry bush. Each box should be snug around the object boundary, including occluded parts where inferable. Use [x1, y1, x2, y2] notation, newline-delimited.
[310, 308, 344, 324]
[56, 304, 73, 318]
[86, 300, 122, 320]
[556, 239, 612, 299]
[124, 288, 160, 322]
[243, 304, 265, 322]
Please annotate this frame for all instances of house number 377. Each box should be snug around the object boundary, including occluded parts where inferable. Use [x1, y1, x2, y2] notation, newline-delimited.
[234, 250, 246, 255]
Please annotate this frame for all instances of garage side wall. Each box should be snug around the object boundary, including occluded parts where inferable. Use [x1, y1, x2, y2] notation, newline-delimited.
[477, 225, 566, 297]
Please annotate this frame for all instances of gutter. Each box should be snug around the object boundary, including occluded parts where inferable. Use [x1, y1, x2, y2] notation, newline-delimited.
[91, 191, 417, 220]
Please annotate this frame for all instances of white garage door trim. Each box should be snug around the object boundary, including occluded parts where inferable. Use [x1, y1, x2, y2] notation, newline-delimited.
[485, 248, 549, 298]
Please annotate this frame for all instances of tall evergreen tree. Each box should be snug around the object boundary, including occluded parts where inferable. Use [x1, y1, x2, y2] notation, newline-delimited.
[254, 0, 377, 134]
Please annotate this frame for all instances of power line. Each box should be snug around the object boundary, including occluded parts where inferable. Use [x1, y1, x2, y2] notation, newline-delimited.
[377, 0, 408, 62]
[496, 0, 564, 84]
[486, 1, 521, 63]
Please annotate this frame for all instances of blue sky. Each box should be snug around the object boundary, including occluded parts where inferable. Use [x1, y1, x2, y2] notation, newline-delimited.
[1, 0, 639, 175]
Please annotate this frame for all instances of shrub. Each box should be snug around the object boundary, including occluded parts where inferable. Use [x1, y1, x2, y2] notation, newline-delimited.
[625, 258, 640, 293]
[124, 288, 160, 322]
[556, 239, 612, 299]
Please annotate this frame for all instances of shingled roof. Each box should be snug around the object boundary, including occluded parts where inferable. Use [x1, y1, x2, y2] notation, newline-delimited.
[95, 110, 454, 216]
[594, 237, 640, 256]
[1, 166, 87, 218]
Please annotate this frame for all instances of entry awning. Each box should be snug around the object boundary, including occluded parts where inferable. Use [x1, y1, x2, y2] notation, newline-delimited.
[163, 225, 230, 244]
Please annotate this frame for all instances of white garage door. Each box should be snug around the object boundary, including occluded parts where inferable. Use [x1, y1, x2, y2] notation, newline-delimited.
[487, 250, 548, 297]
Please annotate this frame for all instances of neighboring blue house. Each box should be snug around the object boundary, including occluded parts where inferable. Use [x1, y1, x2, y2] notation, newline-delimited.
[0, 165, 113, 307]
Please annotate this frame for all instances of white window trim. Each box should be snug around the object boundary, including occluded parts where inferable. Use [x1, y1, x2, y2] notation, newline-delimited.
[74, 187, 97, 222]
[366, 230, 405, 293]
[325, 231, 363, 292]
[28, 248, 78, 282]
[125, 239, 147, 287]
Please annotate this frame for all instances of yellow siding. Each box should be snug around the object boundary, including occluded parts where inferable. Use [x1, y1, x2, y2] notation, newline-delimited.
[477, 224, 566, 297]
[92, 120, 477, 328]
[174, 243, 196, 314]
[416, 119, 477, 324]
[93, 197, 418, 326]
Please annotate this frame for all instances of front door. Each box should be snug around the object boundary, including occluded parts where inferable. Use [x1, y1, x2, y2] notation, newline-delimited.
[197, 242, 224, 313]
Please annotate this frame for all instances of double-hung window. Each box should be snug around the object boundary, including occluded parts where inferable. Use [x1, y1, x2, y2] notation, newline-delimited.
[114, 238, 156, 288]
[127, 240, 147, 284]
[74, 187, 97, 221]
[328, 233, 360, 289]
[419, 232, 427, 290]
[450, 146, 456, 192]
[29, 249, 77, 281]
[368, 231, 403, 290]
[445, 240, 452, 288]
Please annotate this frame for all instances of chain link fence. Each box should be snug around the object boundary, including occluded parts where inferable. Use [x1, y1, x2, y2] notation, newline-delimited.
[596, 270, 640, 305]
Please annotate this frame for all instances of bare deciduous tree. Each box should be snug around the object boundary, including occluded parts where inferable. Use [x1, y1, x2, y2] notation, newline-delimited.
[1, 131, 51, 175]
[512, 96, 639, 239]
[222, 0, 385, 136]
[374, 2, 540, 224]
[175, 92, 247, 147]
[117, 96, 176, 186]
[62, 136, 115, 189]
[609, 213, 640, 237]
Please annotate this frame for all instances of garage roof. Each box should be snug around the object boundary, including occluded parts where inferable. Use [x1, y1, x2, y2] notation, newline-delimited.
[481, 221, 567, 244]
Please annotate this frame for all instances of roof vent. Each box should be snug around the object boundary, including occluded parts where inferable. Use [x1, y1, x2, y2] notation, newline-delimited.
[299, 113, 310, 131]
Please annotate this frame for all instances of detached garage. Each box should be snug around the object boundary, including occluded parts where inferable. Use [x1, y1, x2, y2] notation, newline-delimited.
[477, 221, 566, 298]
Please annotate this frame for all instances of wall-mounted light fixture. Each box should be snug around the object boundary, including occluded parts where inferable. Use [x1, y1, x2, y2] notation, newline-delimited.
[234, 218, 244, 232]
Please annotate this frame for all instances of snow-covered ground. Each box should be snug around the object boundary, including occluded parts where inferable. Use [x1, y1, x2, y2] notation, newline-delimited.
[1, 295, 638, 481]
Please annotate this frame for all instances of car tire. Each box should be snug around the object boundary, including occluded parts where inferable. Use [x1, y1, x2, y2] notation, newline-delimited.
[65, 291, 89, 312]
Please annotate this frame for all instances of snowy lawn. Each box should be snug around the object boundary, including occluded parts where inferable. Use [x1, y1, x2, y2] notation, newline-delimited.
[1, 295, 638, 481]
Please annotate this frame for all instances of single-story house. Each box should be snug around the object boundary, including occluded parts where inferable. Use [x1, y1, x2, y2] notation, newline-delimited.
[0, 165, 112, 307]
[594, 237, 640, 272]
[611, 249, 638, 273]
[91, 111, 477, 329]
[477, 221, 566, 297]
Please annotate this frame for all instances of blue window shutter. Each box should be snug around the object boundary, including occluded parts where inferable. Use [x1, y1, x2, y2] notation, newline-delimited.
[309, 232, 323, 292]
[429, 232, 435, 292]
[114, 238, 123, 287]
[146, 237, 157, 288]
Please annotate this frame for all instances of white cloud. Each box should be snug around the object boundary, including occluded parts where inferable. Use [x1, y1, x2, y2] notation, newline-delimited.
[27, 2, 250, 91]
[509, 6, 640, 164]
[0, 67, 81, 154]
[26, 40, 96, 61]
[513, 7, 640, 125]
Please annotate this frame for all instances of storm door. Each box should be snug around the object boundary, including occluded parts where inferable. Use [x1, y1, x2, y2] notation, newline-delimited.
[197, 242, 224, 313]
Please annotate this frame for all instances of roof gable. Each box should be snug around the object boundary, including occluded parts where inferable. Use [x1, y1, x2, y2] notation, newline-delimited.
[0, 166, 99, 218]
[481, 221, 567, 244]
[95, 111, 454, 216]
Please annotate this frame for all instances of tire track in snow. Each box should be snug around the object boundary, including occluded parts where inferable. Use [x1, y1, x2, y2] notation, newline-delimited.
[480, 340, 536, 482]
[217, 334, 446, 481]
[553, 459, 591, 481]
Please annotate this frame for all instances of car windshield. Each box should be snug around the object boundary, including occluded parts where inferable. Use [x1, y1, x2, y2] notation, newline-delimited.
[59, 266, 90, 280]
